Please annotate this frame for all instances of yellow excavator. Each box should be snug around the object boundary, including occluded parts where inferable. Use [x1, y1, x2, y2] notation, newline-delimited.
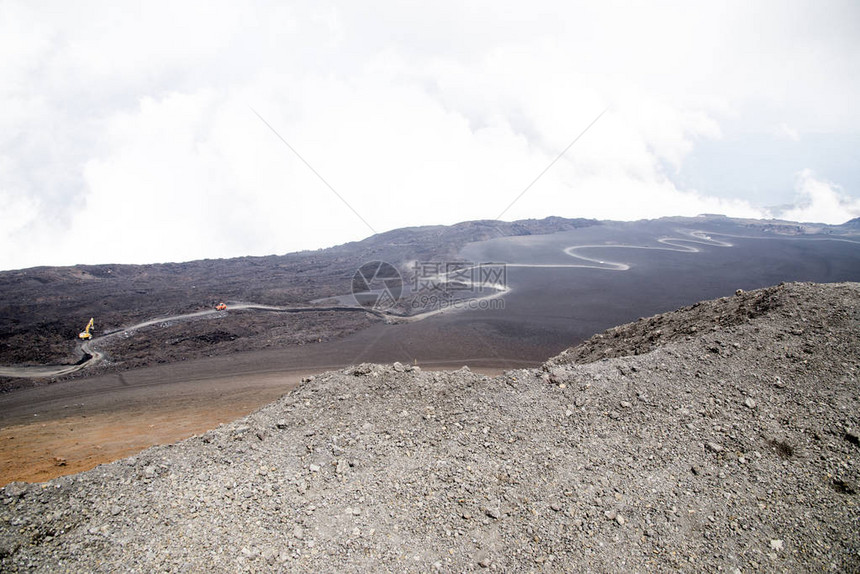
[78, 318, 94, 340]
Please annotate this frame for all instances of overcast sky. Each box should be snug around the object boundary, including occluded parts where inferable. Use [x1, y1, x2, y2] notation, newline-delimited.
[2, 1, 859, 271]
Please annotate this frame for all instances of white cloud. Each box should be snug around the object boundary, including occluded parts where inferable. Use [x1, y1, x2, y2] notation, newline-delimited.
[773, 170, 860, 225]
[1, 1, 858, 270]
[776, 123, 801, 142]
[0, 187, 41, 271]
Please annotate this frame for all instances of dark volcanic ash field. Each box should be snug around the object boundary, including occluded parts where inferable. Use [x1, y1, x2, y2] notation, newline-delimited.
[0, 215, 859, 487]
[2, 215, 858, 383]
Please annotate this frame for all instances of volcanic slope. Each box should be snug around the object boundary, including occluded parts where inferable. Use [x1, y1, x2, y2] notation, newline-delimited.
[0, 216, 596, 378]
[1, 282, 858, 572]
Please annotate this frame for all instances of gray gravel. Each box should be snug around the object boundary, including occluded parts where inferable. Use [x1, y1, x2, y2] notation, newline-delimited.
[2, 282, 858, 572]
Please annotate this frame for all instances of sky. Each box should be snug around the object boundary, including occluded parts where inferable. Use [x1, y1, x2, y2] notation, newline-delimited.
[1, 1, 859, 271]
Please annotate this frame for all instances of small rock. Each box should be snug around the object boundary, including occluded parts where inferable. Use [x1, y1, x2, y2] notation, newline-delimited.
[770, 539, 784, 551]
[353, 363, 373, 376]
[484, 507, 500, 520]
[4, 482, 27, 498]
[392, 362, 405, 372]
[292, 526, 304, 540]
[706, 442, 724, 453]
[275, 420, 288, 430]
[620, 401, 632, 409]
[476, 550, 490, 568]
[549, 367, 566, 384]
[615, 514, 626, 526]
[744, 397, 757, 409]
[261, 547, 277, 564]
[309, 464, 321, 473]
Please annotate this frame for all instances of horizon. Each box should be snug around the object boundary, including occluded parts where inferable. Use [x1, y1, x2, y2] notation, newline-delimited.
[2, 212, 856, 273]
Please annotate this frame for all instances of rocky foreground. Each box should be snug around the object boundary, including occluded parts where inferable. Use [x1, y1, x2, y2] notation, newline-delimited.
[1, 282, 858, 572]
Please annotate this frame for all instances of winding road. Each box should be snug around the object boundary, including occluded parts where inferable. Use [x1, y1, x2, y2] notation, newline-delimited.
[503, 229, 734, 271]
[0, 303, 389, 380]
[506, 228, 860, 272]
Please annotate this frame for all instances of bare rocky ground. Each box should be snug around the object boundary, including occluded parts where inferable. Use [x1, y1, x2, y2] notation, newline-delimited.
[1, 281, 858, 573]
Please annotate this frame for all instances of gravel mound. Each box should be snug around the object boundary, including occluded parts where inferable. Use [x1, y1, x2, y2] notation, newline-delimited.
[2, 282, 858, 572]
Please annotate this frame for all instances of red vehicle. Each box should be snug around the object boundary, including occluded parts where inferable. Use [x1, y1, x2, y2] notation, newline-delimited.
[215, 302, 227, 311]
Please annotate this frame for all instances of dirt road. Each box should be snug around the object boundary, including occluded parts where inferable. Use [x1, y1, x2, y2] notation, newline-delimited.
[0, 303, 391, 379]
